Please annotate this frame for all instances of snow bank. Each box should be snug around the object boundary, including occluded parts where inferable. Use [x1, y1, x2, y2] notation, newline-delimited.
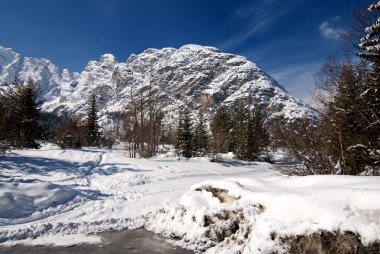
[0, 179, 82, 225]
[145, 175, 380, 253]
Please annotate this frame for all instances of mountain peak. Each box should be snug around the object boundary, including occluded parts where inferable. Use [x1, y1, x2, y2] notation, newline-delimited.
[0, 45, 18, 57]
[0, 44, 77, 104]
[0, 44, 10, 50]
[0, 43, 317, 123]
[179, 44, 221, 53]
[99, 53, 117, 64]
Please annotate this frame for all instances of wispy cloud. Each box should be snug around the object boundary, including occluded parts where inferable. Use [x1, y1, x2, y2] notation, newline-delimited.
[221, 15, 274, 50]
[269, 62, 321, 101]
[319, 19, 346, 40]
[241, 35, 318, 65]
[220, 0, 294, 51]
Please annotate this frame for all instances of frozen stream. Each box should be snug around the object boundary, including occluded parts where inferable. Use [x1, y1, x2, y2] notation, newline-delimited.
[0, 229, 193, 254]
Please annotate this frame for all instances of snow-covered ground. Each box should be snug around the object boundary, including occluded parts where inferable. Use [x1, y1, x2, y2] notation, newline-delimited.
[0, 144, 379, 253]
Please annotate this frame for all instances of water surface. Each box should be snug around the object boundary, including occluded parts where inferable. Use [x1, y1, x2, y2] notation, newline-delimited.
[0, 229, 193, 254]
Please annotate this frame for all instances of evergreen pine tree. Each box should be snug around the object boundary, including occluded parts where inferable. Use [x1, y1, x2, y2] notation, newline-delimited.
[0, 78, 42, 149]
[358, 1, 380, 140]
[0, 99, 10, 153]
[233, 106, 249, 160]
[193, 112, 209, 156]
[356, 1, 380, 173]
[247, 109, 269, 161]
[85, 93, 101, 147]
[18, 79, 43, 148]
[210, 106, 232, 154]
[231, 106, 269, 161]
[176, 109, 194, 158]
[321, 64, 366, 174]
[358, 1, 380, 64]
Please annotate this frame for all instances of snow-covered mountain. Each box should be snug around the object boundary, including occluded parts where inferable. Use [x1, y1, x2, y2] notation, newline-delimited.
[0, 45, 79, 104]
[0, 44, 317, 123]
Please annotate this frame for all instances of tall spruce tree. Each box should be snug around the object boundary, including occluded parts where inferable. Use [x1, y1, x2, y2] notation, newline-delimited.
[18, 79, 43, 148]
[193, 113, 209, 156]
[211, 106, 232, 154]
[1, 84, 14, 148]
[85, 93, 101, 147]
[0, 98, 10, 153]
[321, 64, 368, 174]
[359, 1, 380, 64]
[0, 78, 42, 149]
[233, 106, 249, 160]
[358, 1, 380, 134]
[247, 109, 269, 161]
[357, 1, 380, 173]
[176, 109, 194, 158]
[231, 107, 269, 161]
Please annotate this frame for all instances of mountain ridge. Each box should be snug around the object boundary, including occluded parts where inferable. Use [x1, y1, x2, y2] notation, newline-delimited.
[0, 44, 317, 125]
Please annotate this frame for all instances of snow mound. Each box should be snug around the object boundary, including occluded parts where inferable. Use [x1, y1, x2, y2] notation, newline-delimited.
[145, 175, 380, 253]
[0, 179, 81, 223]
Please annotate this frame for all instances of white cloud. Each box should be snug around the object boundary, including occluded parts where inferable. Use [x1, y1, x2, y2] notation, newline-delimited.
[319, 21, 346, 40]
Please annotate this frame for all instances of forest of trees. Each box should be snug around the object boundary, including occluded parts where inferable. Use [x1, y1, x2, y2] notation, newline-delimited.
[0, 2, 379, 175]
[175, 106, 269, 161]
[0, 78, 270, 162]
[270, 1, 380, 175]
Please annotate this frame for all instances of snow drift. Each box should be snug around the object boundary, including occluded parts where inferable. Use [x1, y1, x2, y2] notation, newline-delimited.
[0, 180, 80, 222]
[145, 175, 380, 253]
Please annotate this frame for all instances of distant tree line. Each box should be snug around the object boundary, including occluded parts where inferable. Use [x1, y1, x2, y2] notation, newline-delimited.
[175, 106, 269, 161]
[0, 79, 112, 151]
[0, 75, 271, 163]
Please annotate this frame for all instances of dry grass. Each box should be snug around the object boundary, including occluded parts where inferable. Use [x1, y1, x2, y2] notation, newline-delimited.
[281, 231, 380, 254]
[195, 186, 240, 203]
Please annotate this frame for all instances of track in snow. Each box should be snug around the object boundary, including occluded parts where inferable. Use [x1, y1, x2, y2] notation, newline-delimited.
[0, 144, 278, 245]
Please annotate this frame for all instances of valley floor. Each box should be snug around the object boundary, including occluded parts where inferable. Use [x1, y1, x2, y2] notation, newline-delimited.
[0, 144, 379, 253]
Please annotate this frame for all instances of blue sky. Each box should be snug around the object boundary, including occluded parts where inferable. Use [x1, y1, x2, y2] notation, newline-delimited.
[0, 0, 367, 101]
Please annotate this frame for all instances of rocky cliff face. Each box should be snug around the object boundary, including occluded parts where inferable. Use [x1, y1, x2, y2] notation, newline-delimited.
[0, 44, 317, 124]
[0, 45, 79, 105]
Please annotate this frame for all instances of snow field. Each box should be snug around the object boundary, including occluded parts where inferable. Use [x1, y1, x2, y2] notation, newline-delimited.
[0, 144, 276, 247]
[0, 144, 379, 253]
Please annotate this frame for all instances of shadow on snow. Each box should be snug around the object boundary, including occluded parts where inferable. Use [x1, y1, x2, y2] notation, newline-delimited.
[0, 154, 150, 178]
